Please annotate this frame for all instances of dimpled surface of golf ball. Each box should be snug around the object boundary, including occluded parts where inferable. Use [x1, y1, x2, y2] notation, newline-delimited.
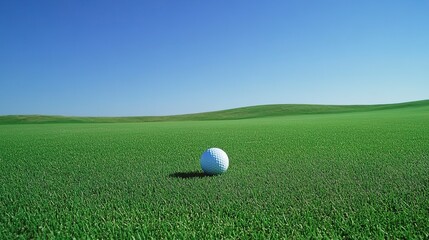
[200, 148, 229, 175]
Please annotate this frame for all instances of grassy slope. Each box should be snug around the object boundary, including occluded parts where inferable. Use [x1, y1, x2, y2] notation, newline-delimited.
[0, 102, 428, 238]
[1, 99, 428, 124]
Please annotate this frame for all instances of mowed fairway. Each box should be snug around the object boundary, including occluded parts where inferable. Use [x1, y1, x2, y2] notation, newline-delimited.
[0, 103, 428, 238]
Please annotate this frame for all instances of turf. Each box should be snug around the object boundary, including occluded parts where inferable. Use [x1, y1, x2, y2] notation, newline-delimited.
[0, 102, 428, 238]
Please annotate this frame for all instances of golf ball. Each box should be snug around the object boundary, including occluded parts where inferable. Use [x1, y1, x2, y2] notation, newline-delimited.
[200, 148, 229, 175]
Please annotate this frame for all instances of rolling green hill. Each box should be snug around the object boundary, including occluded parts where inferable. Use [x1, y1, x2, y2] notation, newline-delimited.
[1, 99, 428, 124]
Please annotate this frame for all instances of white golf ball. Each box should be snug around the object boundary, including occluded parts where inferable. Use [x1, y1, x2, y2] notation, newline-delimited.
[200, 148, 229, 175]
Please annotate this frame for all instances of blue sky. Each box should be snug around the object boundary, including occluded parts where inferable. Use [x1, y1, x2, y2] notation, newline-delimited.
[1, 1, 428, 116]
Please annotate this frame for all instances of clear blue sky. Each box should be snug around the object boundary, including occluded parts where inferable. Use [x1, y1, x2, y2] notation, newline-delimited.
[1, 1, 428, 116]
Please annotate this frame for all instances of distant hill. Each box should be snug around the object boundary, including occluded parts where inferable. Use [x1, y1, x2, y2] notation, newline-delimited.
[1, 99, 428, 124]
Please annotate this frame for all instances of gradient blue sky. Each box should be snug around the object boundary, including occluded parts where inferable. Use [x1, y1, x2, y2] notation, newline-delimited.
[1, 1, 428, 116]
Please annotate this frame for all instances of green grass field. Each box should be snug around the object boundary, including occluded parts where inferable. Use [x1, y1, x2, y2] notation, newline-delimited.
[0, 101, 428, 238]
